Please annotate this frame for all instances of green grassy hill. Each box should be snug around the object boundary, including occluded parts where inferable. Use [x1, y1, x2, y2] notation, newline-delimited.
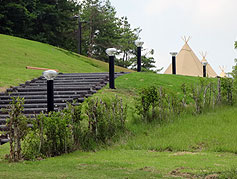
[0, 34, 132, 91]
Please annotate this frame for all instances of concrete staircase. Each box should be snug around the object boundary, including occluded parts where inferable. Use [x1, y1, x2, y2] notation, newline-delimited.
[0, 72, 128, 145]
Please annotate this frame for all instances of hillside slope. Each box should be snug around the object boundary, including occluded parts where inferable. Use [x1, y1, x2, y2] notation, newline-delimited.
[1, 72, 237, 178]
[0, 34, 132, 90]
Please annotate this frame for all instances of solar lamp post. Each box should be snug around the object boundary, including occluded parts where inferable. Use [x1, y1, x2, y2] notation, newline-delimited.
[202, 61, 208, 77]
[170, 52, 178, 75]
[73, 15, 87, 55]
[135, 40, 144, 72]
[106, 48, 117, 89]
[42, 70, 58, 112]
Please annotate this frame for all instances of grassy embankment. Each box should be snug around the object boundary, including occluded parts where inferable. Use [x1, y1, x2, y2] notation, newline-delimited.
[1, 35, 237, 178]
[0, 34, 132, 91]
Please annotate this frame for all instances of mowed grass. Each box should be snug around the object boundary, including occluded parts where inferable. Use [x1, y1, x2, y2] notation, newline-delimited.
[1, 143, 237, 178]
[0, 34, 132, 90]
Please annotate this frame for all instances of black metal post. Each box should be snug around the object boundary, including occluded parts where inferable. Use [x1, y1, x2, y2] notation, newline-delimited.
[137, 47, 142, 72]
[203, 65, 207, 77]
[78, 16, 82, 55]
[172, 55, 176, 75]
[109, 56, 115, 89]
[47, 80, 54, 112]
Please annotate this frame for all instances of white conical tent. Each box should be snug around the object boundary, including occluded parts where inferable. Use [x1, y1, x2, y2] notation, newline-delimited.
[164, 40, 217, 77]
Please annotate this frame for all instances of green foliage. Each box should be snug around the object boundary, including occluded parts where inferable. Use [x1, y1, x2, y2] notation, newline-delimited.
[232, 58, 237, 98]
[22, 103, 83, 160]
[5, 97, 29, 162]
[135, 77, 235, 123]
[220, 77, 234, 105]
[7, 95, 128, 160]
[85, 96, 127, 144]
[219, 168, 237, 178]
[0, 0, 79, 51]
[135, 86, 185, 123]
[129, 49, 158, 72]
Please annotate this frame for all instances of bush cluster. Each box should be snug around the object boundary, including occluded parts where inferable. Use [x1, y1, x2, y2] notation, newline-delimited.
[85, 96, 127, 144]
[135, 78, 235, 123]
[5, 96, 127, 161]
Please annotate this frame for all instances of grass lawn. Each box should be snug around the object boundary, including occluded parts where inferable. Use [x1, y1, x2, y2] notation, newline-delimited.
[0, 34, 132, 90]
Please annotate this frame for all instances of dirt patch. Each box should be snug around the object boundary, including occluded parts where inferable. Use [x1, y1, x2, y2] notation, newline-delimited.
[139, 166, 156, 172]
[204, 174, 219, 179]
[168, 167, 199, 179]
[139, 166, 161, 174]
[170, 152, 205, 156]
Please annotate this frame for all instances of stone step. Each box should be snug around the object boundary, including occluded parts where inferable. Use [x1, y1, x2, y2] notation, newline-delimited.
[11, 86, 94, 92]
[0, 114, 41, 121]
[0, 124, 34, 132]
[32, 80, 106, 85]
[0, 90, 95, 97]
[26, 81, 104, 86]
[0, 100, 83, 109]
[0, 125, 7, 131]
[56, 73, 109, 77]
[54, 75, 108, 79]
[0, 94, 91, 100]
[0, 97, 84, 104]
[0, 108, 54, 114]
[19, 84, 100, 89]
[0, 119, 6, 124]
[0, 138, 9, 145]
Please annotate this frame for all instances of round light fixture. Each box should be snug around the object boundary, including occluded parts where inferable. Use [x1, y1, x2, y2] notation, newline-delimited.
[170, 52, 178, 56]
[43, 70, 58, 80]
[135, 40, 144, 47]
[201, 59, 208, 66]
[106, 48, 117, 56]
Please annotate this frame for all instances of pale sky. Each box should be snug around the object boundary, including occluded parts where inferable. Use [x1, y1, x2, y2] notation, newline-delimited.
[78, 0, 237, 75]
[110, 0, 237, 75]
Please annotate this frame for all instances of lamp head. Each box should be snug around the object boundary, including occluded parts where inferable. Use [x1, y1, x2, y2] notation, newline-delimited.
[170, 52, 178, 56]
[43, 70, 58, 80]
[135, 40, 144, 47]
[202, 61, 208, 66]
[106, 48, 117, 56]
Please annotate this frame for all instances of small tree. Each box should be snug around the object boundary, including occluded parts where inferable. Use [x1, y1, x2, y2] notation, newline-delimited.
[6, 97, 28, 162]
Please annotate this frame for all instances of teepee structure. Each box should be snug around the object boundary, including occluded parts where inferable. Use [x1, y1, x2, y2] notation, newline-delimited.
[219, 66, 227, 78]
[164, 37, 217, 77]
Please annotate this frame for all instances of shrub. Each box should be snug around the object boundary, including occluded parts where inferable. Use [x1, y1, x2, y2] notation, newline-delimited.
[135, 77, 235, 123]
[20, 96, 127, 160]
[22, 103, 83, 160]
[135, 86, 185, 123]
[5, 97, 29, 162]
[85, 96, 127, 144]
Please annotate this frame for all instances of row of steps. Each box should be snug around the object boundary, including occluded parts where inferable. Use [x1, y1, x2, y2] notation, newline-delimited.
[0, 72, 128, 145]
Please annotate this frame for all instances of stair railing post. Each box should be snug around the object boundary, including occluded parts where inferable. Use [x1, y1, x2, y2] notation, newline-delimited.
[43, 70, 58, 113]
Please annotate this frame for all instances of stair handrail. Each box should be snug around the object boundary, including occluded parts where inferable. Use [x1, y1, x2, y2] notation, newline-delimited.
[26, 66, 59, 72]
